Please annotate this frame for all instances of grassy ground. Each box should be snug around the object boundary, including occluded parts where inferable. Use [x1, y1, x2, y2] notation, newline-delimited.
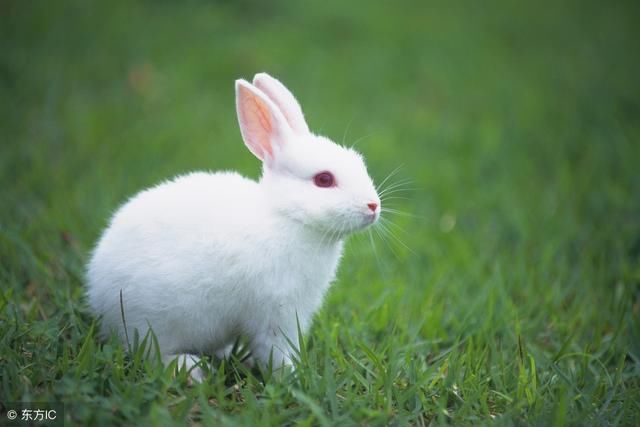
[2, 0, 639, 425]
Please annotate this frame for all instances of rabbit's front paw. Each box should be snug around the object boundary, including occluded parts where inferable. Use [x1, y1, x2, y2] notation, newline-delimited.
[251, 331, 296, 371]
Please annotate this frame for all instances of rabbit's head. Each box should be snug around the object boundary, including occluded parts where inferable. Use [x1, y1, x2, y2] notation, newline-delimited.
[236, 73, 380, 238]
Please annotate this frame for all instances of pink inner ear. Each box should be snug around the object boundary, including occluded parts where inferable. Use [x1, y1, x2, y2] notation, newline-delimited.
[239, 90, 274, 158]
[251, 96, 273, 156]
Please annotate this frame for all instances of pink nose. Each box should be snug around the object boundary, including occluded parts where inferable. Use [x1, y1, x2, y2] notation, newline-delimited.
[367, 202, 378, 212]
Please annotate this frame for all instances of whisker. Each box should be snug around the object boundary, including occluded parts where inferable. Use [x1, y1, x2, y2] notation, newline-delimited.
[378, 187, 419, 198]
[373, 224, 402, 260]
[381, 208, 425, 220]
[375, 164, 404, 193]
[349, 132, 375, 150]
[378, 178, 414, 194]
[379, 217, 412, 237]
[378, 182, 416, 197]
[377, 221, 416, 255]
[368, 228, 389, 274]
[367, 229, 381, 264]
[341, 117, 355, 147]
[379, 195, 412, 202]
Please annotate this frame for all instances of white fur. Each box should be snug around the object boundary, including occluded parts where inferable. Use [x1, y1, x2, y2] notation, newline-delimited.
[86, 73, 380, 377]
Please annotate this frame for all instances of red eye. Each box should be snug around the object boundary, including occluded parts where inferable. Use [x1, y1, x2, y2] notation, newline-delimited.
[313, 171, 335, 188]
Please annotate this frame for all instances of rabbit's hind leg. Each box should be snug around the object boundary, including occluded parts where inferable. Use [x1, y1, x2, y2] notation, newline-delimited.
[163, 353, 207, 382]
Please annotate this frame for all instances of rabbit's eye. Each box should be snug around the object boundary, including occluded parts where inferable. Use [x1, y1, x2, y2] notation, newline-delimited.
[314, 172, 336, 188]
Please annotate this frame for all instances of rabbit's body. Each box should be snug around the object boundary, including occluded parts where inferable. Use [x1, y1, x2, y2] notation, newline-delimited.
[87, 73, 380, 379]
[88, 171, 342, 362]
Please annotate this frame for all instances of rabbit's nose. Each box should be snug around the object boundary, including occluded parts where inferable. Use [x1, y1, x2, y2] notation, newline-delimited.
[367, 202, 378, 212]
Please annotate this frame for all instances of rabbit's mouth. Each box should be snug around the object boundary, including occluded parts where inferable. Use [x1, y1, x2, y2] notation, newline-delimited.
[341, 210, 380, 234]
[350, 208, 381, 232]
[285, 202, 380, 239]
[360, 200, 381, 227]
[366, 211, 380, 225]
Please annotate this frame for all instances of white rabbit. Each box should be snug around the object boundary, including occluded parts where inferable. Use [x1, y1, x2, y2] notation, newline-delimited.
[86, 73, 380, 380]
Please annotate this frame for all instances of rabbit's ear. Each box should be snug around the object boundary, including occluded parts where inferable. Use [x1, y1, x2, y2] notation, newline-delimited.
[235, 79, 292, 163]
[252, 73, 309, 135]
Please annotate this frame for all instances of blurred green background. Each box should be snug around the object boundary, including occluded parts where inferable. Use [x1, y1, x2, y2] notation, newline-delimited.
[1, 0, 639, 425]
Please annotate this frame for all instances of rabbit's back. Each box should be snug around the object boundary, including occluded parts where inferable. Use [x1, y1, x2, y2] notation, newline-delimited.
[86, 171, 272, 349]
[89, 171, 263, 270]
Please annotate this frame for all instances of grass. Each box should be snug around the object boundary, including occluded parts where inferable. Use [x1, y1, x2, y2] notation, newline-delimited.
[1, 0, 639, 425]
